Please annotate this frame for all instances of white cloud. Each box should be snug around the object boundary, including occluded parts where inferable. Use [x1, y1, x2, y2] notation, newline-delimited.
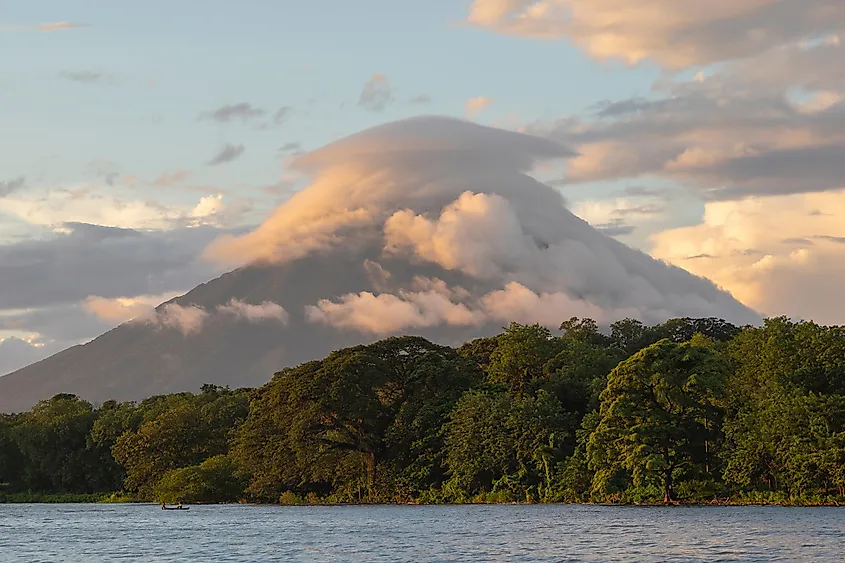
[305, 279, 486, 335]
[0, 187, 226, 230]
[135, 303, 208, 336]
[82, 292, 182, 324]
[650, 189, 845, 324]
[217, 298, 289, 324]
[305, 279, 637, 334]
[204, 116, 757, 326]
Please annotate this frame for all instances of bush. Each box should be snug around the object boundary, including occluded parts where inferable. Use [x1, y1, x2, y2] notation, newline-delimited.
[278, 491, 303, 505]
[153, 455, 244, 504]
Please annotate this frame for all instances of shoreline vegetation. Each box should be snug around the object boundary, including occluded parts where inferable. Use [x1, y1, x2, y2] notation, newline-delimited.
[1, 493, 842, 507]
[2, 316, 845, 507]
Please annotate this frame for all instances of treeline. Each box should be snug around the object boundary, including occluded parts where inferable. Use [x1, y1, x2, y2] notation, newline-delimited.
[1, 316, 844, 505]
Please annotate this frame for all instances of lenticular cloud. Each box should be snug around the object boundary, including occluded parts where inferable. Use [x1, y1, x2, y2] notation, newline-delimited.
[205, 116, 760, 329]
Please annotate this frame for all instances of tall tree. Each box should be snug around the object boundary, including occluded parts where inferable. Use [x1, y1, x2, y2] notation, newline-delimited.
[487, 323, 562, 394]
[588, 339, 729, 503]
[12, 394, 116, 492]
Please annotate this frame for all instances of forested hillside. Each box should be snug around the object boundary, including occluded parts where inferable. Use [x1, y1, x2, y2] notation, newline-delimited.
[2, 316, 843, 505]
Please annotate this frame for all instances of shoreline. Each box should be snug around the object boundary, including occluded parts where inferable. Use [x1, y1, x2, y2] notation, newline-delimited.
[2, 495, 842, 508]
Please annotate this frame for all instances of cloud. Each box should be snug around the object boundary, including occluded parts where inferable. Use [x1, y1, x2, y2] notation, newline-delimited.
[83, 292, 181, 324]
[535, 64, 845, 200]
[569, 197, 666, 236]
[151, 169, 190, 187]
[1, 302, 116, 345]
[278, 142, 302, 154]
[137, 303, 208, 336]
[0, 222, 226, 311]
[37, 22, 86, 32]
[385, 191, 530, 279]
[207, 144, 245, 166]
[0, 177, 25, 197]
[274, 106, 293, 125]
[203, 116, 758, 327]
[217, 298, 289, 324]
[651, 189, 845, 325]
[203, 116, 570, 266]
[465, 96, 494, 118]
[479, 282, 614, 327]
[306, 278, 485, 334]
[358, 73, 394, 112]
[121, 298, 287, 336]
[306, 278, 642, 334]
[465, 0, 845, 68]
[0, 337, 61, 376]
[0, 187, 226, 230]
[201, 103, 266, 123]
[1, 22, 86, 32]
[59, 71, 111, 84]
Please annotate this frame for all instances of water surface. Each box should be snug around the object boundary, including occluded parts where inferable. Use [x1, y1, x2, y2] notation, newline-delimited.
[0, 504, 842, 562]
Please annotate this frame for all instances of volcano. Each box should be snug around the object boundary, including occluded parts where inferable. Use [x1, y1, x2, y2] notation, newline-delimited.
[0, 117, 759, 413]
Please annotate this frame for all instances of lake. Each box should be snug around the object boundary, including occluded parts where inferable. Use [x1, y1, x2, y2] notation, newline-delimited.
[0, 504, 842, 562]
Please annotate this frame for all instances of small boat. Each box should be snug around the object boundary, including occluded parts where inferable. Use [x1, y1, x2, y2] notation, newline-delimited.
[161, 504, 190, 510]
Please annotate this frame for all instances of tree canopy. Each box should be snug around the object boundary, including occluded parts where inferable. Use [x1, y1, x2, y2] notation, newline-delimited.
[2, 316, 844, 506]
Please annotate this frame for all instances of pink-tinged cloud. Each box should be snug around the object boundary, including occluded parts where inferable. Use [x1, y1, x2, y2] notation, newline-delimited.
[466, 0, 845, 68]
[135, 303, 208, 336]
[204, 116, 759, 327]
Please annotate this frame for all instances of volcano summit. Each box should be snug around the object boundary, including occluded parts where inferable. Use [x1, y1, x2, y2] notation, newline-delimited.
[0, 117, 758, 413]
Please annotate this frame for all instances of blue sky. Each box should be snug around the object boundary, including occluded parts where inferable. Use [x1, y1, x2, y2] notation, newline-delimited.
[3, 0, 845, 372]
[2, 1, 660, 221]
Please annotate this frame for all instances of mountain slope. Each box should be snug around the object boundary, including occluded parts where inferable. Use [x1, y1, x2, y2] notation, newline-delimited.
[0, 116, 761, 413]
[0, 250, 503, 412]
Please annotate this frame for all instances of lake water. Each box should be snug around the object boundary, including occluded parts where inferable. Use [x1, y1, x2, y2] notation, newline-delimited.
[0, 504, 842, 562]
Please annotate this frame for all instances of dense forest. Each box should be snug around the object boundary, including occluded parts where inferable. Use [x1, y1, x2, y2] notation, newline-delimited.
[1, 316, 844, 505]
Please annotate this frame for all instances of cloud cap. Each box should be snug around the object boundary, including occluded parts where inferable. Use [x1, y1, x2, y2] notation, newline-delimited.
[204, 115, 759, 327]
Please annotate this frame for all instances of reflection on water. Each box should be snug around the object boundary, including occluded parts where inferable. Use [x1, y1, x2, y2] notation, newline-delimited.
[0, 504, 842, 562]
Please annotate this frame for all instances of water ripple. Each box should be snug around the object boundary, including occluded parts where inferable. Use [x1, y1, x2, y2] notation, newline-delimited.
[0, 504, 842, 562]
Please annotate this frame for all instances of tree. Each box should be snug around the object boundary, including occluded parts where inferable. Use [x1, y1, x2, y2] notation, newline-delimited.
[112, 389, 249, 497]
[457, 336, 500, 375]
[444, 389, 566, 499]
[153, 455, 245, 504]
[487, 323, 562, 394]
[722, 391, 845, 496]
[235, 336, 479, 501]
[0, 415, 24, 490]
[544, 331, 625, 417]
[11, 394, 117, 493]
[588, 339, 729, 503]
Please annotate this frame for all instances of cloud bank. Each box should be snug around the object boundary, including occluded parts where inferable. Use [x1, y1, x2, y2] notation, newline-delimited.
[205, 116, 760, 328]
[651, 189, 845, 324]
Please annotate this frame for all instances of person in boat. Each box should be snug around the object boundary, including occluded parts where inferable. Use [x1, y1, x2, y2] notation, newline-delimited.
[177, 502, 183, 509]
[161, 502, 166, 510]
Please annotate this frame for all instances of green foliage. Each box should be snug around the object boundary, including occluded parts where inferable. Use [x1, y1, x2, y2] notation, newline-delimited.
[231, 336, 481, 503]
[588, 339, 729, 503]
[3, 317, 844, 506]
[443, 389, 566, 500]
[112, 387, 249, 497]
[487, 323, 563, 394]
[153, 455, 245, 504]
[11, 394, 118, 493]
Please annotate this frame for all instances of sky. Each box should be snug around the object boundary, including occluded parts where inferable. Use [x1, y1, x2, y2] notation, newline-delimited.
[2, 0, 845, 373]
